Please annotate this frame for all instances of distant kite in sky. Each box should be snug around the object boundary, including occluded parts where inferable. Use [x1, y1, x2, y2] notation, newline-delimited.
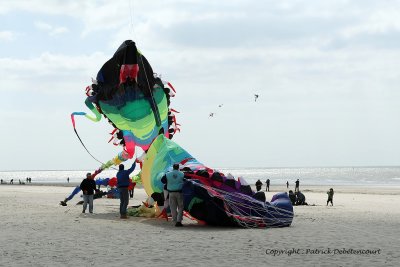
[254, 94, 259, 102]
[209, 112, 215, 118]
[218, 104, 223, 108]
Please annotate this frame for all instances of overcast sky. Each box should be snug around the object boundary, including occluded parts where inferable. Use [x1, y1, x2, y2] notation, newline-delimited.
[0, 0, 399, 171]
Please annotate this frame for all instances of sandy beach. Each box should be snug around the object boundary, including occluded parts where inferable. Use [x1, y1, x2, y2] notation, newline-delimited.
[0, 184, 399, 266]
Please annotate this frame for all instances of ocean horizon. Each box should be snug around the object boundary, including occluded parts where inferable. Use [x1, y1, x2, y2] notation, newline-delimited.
[1, 166, 399, 186]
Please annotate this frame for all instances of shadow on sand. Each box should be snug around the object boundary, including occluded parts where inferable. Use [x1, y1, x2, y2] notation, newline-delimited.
[81, 211, 244, 232]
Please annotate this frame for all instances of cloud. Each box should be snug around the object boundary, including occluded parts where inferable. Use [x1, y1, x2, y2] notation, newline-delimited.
[34, 21, 52, 31]
[2, 1, 400, 101]
[0, 52, 107, 93]
[2, 1, 400, 50]
[0, 31, 16, 42]
[34, 21, 69, 36]
[339, 8, 400, 38]
[0, 0, 400, 169]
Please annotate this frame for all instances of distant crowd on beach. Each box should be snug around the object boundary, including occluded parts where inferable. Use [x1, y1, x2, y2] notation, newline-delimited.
[0, 177, 32, 185]
[255, 178, 334, 206]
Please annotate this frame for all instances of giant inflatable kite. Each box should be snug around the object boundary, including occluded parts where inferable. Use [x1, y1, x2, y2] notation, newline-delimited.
[71, 40, 179, 172]
[141, 135, 294, 228]
[71, 40, 293, 227]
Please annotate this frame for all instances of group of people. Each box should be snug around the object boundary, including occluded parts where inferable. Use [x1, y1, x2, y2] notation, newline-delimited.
[254, 178, 334, 206]
[79, 162, 136, 217]
[0, 178, 32, 185]
[78, 166, 334, 224]
[288, 190, 306, 205]
[289, 188, 334, 206]
[255, 178, 300, 192]
[255, 179, 271, 192]
[78, 162, 185, 227]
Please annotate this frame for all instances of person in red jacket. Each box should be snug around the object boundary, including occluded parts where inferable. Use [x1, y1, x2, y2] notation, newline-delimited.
[129, 179, 136, 198]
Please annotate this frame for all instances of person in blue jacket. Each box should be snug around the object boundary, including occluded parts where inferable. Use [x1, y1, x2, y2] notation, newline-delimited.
[165, 163, 185, 227]
[117, 162, 136, 219]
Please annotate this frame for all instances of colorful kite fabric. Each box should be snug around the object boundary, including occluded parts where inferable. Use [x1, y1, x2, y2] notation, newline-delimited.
[71, 40, 179, 172]
[70, 41, 293, 228]
[141, 135, 294, 228]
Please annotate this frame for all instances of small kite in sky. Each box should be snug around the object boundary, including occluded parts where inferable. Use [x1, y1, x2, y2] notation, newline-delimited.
[209, 112, 215, 118]
[254, 94, 259, 102]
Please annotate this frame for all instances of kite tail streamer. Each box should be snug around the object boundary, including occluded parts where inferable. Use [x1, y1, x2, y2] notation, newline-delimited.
[70, 98, 101, 129]
[84, 98, 102, 122]
[71, 110, 136, 171]
[99, 131, 136, 169]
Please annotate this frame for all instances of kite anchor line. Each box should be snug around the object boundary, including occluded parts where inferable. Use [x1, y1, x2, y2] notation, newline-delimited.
[129, 0, 135, 36]
[139, 54, 162, 128]
[71, 113, 117, 170]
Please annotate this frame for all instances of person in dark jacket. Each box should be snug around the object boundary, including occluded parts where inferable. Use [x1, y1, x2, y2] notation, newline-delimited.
[61, 169, 101, 207]
[295, 179, 300, 193]
[288, 190, 296, 205]
[255, 179, 263, 192]
[80, 172, 97, 213]
[117, 162, 136, 219]
[265, 179, 270, 192]
[295, 191, 306, 205]
[160, 174, 170, 212]
[327, 188, 334, 206]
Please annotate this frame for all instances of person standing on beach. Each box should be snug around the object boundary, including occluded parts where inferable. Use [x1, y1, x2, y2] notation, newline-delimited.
[117, 162, 136, 219]
[265, 179, 270, 192]
[160, 173, 170, 214]
[67, 177, 69, 183]
[327, 188, 334, 206]
[165, 163, 185, 227]
[286, 181, 289, 189]
[295, 179, 300, 192]
[61, 170, 101, 207]
[288, 190, 296, 205]
[255, 179, 263, 192]
[80, 173, 97, 213]
[128, 179, 136, 199]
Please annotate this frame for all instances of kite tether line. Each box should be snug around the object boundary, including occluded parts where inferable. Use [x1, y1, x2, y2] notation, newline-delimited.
[71, 113, 117, 170]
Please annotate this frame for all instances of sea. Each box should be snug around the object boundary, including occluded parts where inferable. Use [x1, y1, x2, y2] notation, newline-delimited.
[1, 167, 400, 186]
